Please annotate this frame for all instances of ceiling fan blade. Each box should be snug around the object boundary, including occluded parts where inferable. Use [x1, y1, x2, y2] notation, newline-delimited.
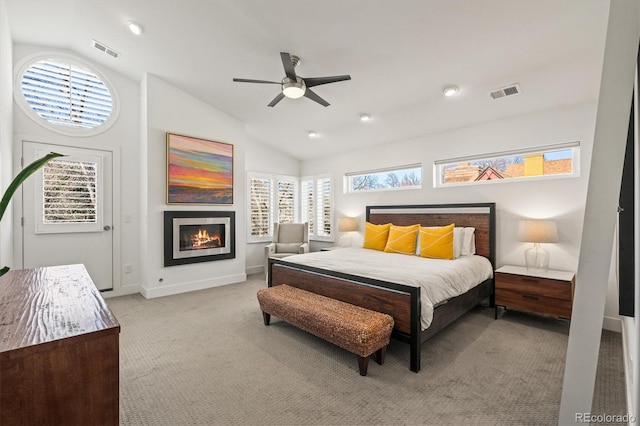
[268, 92, 285, 107]
[233, 78, 281, 84]
[304, 75, 351, 88]
[304, 88, 329, 107]
[280, 52, 297, 81]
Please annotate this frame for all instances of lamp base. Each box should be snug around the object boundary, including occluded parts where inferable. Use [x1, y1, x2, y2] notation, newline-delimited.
[524, 243, 550, 272]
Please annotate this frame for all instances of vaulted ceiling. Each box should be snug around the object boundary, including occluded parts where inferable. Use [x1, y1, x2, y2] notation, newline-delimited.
[4, 0, 610, 160]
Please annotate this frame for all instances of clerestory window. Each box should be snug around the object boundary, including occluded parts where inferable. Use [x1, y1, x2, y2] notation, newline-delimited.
[15, 54, 118, 136]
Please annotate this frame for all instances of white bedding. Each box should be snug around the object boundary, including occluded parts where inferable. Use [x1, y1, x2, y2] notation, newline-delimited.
[277, 247, 493, 330]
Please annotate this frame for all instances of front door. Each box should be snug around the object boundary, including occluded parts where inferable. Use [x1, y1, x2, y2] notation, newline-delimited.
[22, 141, 113, 290]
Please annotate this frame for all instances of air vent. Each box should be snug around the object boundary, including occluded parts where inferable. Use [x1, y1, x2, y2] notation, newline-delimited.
[490, 84, 520, 100]
[92, 40, 120, 59]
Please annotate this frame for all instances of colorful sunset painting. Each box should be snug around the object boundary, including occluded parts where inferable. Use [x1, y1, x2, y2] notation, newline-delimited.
[167, 133, 233, 204]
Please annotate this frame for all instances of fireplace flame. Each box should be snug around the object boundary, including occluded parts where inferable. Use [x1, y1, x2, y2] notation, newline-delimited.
[192, 229, 221, 248]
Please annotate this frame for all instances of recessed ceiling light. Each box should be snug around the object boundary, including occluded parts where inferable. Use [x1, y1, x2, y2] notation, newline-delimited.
[127, 21, 144, 36]
[359, 114, 371, 122]
[442, 85, 460, 97]
[308, 130, 319, 138]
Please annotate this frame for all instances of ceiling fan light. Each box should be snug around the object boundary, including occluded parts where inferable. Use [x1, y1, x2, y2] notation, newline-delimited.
[282, 78, 306, 99]
[443, 85, 460, 97]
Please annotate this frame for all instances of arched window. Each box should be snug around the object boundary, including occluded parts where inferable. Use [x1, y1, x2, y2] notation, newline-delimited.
[15, 54, 118, 136]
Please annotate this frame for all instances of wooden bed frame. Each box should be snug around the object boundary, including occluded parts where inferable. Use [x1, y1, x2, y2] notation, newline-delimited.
[267, 202, 496, 372]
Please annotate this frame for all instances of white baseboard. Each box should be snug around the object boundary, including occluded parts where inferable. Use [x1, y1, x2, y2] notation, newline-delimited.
[140, 273, 247, 299]
[100, 284, 141, 299]
[246, 265, 264, 276]
[602, 315, 622, 332]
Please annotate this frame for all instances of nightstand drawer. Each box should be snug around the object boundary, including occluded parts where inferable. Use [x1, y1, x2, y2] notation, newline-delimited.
[495, 272, 572, 301]
[495, 289, 572, 319]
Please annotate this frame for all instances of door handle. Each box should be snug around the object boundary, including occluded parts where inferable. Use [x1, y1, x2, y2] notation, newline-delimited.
[103, 225, 111, 231]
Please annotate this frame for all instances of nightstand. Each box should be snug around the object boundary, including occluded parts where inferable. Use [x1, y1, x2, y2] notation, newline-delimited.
[320, 246, 342, 251]
[495, 265, 575, 320]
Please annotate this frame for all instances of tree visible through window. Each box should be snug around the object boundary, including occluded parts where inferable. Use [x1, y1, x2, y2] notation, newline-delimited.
[435, 142, 579, 187]
[346, 164, 422, 193]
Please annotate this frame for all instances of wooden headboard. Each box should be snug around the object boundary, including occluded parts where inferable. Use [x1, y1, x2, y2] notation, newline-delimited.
[366, 203, 496, 267]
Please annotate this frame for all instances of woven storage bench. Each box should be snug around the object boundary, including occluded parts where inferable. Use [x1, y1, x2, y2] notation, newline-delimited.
[257, 284, 394, 376]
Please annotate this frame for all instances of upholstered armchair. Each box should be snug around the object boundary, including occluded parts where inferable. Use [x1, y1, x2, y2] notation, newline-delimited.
[264, 222, 309, 275]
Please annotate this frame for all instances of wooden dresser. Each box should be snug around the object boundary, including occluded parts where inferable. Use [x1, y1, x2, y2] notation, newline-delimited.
[495, 265, 575, 320]
[0, 264, 120, 425]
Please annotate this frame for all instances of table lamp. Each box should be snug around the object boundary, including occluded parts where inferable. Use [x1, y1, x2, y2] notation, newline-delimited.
[517, 219, 558, 271]
[338, 217, 358, 247]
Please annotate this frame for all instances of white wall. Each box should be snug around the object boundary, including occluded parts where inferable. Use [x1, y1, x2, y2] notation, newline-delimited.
[140, 74, 247, 298]
[5, 39, 298, 293]
[0, 0, 13, 271]
[244, 136, 299, 274]
[302, 102, 624, 330]
[10, 44, 141, 296]
[560, 0, 639, 421]
[302, 102, 595, 273]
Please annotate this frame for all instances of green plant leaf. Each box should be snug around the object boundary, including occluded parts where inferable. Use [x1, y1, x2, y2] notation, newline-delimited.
[0, 152, 64, 222]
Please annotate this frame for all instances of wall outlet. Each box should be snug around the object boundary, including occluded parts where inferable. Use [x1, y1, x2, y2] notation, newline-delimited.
[124, 214, 133, 223]
[124, 264, 133, 273]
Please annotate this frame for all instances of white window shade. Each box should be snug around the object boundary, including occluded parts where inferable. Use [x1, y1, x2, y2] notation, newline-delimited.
[314, 176, 333, 240]
[35, 153, 104, 234]
[300, 178, 315, 236]
[277, 179, 297, 224]
[247, 173, 300, 243]
[248, 175, 272, 241]
[43, 159, 98, 224]
[248, 172, 332, 243]
[21, 60, 113, 129]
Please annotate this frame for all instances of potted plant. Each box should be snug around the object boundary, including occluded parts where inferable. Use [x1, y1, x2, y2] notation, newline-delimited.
[0, 152, 63, 276]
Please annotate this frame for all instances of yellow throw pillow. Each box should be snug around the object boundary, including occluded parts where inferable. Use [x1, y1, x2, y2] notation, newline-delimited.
[362, 222, 391, 251]
[384, 224, 419, 255]
[419, 223, 455, 260]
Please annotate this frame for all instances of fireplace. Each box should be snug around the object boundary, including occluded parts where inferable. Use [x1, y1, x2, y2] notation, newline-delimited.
[164, 211, 235, 266]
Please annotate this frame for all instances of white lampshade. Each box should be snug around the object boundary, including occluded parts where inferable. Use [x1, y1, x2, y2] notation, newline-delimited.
[338, 217, 358, 232]
[518, 219, 558, 271]
[517, 219, 558, 243]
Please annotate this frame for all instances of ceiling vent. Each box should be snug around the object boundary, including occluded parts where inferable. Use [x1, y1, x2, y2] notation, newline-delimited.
[489, 84, 520, 100]
[92, 40, 120, 59]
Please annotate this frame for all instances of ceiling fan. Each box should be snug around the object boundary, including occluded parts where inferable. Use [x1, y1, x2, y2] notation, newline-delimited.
[233, 52, 351, 107]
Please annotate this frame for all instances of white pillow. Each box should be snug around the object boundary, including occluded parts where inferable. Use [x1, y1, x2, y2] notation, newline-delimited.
[453, 227, 463, 258]
[460, 227, 476, 256]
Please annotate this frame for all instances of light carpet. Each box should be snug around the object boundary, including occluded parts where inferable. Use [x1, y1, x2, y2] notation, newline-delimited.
[106, 274, 626, 425]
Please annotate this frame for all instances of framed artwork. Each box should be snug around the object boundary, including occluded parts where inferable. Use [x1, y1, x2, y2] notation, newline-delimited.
[166, 133, 234, 204]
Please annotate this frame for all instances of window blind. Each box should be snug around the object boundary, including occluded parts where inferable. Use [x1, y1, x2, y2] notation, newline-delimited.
[277, 180, 295, 224]
[42, 159, 98, 224]
[21, 59, 113, 129]
[316, 177, 332, 237]
[249, 176, 272, 238]
[300, 179, 315, 235]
